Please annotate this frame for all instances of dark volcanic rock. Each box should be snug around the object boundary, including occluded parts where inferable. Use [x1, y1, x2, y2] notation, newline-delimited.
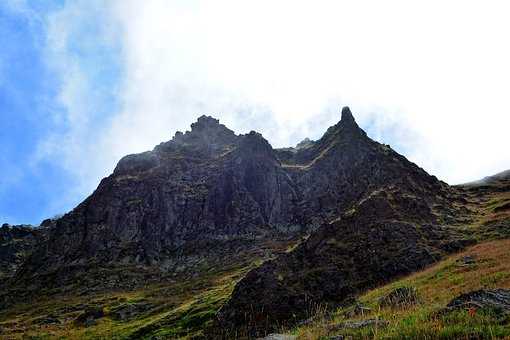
[33, 315, 61, 325]
[217, 187, 467, 335]
[216, 112, 471, 336]
[13, 115, 301, 289]
[6, 107, 470, 334]
[0, 224, 46, 281]
[444, 289, 510, 315]
[15, 106, 456, 291]
[74, 307, 105, 327]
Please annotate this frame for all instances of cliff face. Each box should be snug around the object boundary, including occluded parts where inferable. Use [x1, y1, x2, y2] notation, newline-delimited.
[10, 108, 467, 324]
[216, 188, 470, 336]
[212, 109, 472, 335]
[15, 116, 303, 288]
[0, 224, 47, 281]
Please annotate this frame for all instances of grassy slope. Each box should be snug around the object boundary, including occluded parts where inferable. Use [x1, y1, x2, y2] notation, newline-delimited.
[293, 179, 510, 339]
[0, 263, 253, 339]
[294, 239, 510, 339]
[1, 178, 508, 339]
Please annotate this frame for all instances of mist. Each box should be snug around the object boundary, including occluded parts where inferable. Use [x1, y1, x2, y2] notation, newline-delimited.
[31, 0, 510, 214]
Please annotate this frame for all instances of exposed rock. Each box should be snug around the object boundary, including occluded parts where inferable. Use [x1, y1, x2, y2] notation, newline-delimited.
[494, 202, 510, 213]
[32, 315, 61, 325]
[0, 224, 47, 281]
[12, 106, 461, 295]
[456, 255, 476, 266]
[11, 116, 302, 291]
[379, 286, 420, 308]
[295, 138, 314, 150]
[444, 289, 510, 315]
[217, 183, 468, 334]
[1, 107, 475, 336]
[74, 307, 105, 327]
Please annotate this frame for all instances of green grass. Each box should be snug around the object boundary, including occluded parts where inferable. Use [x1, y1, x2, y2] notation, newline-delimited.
[294, 239, 510, 339]
[0, 265, 251, 339]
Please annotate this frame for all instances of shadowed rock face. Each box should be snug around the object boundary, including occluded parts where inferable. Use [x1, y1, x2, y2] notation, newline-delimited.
[0, 224, 47, 281]
[11, 108, 462, 302]
[14, 116, 302, 287]
[216, 188, 470, 336]
[215, 109, 470, 335]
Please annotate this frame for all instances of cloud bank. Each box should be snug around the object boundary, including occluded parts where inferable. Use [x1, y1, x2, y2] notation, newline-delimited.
[33, 0, 510, 216]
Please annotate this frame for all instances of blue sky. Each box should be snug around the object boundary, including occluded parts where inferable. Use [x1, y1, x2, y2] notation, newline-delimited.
[0, 1, 121, 225]
[1, 1, 510, 225]
[0, 1, 68, 224]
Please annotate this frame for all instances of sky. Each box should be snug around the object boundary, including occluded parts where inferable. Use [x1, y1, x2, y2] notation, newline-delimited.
[1, 0, 510, 225]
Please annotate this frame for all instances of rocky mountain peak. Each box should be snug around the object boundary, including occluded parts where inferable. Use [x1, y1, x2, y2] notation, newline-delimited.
[338, 106, 361, 131]
[187, 115, 235, 139]
[156, 115, 238, 156]
[191, 115, 221, 130]
[341, 106, 355, 122]
[295, 137, 314, 150]
[239, 131, 273, 152]
[304, 106, 366, 158]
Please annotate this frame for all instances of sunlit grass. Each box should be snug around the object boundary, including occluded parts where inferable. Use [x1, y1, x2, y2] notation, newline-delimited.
[294, 239, 510, 339]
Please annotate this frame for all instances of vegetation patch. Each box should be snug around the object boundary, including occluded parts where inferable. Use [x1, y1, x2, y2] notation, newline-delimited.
[293, 239, 510, 339]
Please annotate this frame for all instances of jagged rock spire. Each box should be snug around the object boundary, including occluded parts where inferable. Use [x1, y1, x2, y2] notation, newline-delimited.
[191, 115, 221, 131]
[337, 106, 366, 138]
[341, 106, 355, 124]
[168, 115, 237, 149]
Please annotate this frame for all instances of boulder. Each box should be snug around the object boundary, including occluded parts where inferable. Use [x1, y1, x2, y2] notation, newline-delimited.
[444, 289, 510, 315]
[74, 307, 105, 327]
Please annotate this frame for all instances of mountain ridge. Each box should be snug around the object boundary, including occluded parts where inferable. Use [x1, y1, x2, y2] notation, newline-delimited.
[0, 107, 509, 339]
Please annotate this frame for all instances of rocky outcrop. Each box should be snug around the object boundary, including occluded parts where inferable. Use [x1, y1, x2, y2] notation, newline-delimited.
[444, 289, 510, 315]
[216, 186, 470, 336]
[0, 224, 46, 281]
[12, 115, 303, 290]
[215, 108, 469, 335]
[7, 107, 468, 331]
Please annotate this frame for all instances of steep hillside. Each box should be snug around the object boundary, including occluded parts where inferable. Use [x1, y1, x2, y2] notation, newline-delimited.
[1, 107, 508, 339]
[10, 116, 304, 295]
[0, 224, 47, 281]
[295, 239, 510, 339]
[456, 170, 510, 240]
[216, 169, 510, 337]
[215, 109, 473, 336]
[216, 190, 469, 336]
[10, 107, 459, 294]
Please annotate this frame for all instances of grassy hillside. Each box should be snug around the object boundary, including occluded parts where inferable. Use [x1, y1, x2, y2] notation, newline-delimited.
[1, 175, 508, 339]
[294, 239, 510, 339]
[0, 263, 252, 339]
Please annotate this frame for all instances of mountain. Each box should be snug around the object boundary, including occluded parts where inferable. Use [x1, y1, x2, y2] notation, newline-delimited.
[0, 107, 508, 339]
[215, 109, 471, 336]
[11, 115, 305, 293]
[13, 107, 449, 290]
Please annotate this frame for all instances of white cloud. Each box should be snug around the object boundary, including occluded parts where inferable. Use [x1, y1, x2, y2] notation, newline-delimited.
[39, 0, 510, 207]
